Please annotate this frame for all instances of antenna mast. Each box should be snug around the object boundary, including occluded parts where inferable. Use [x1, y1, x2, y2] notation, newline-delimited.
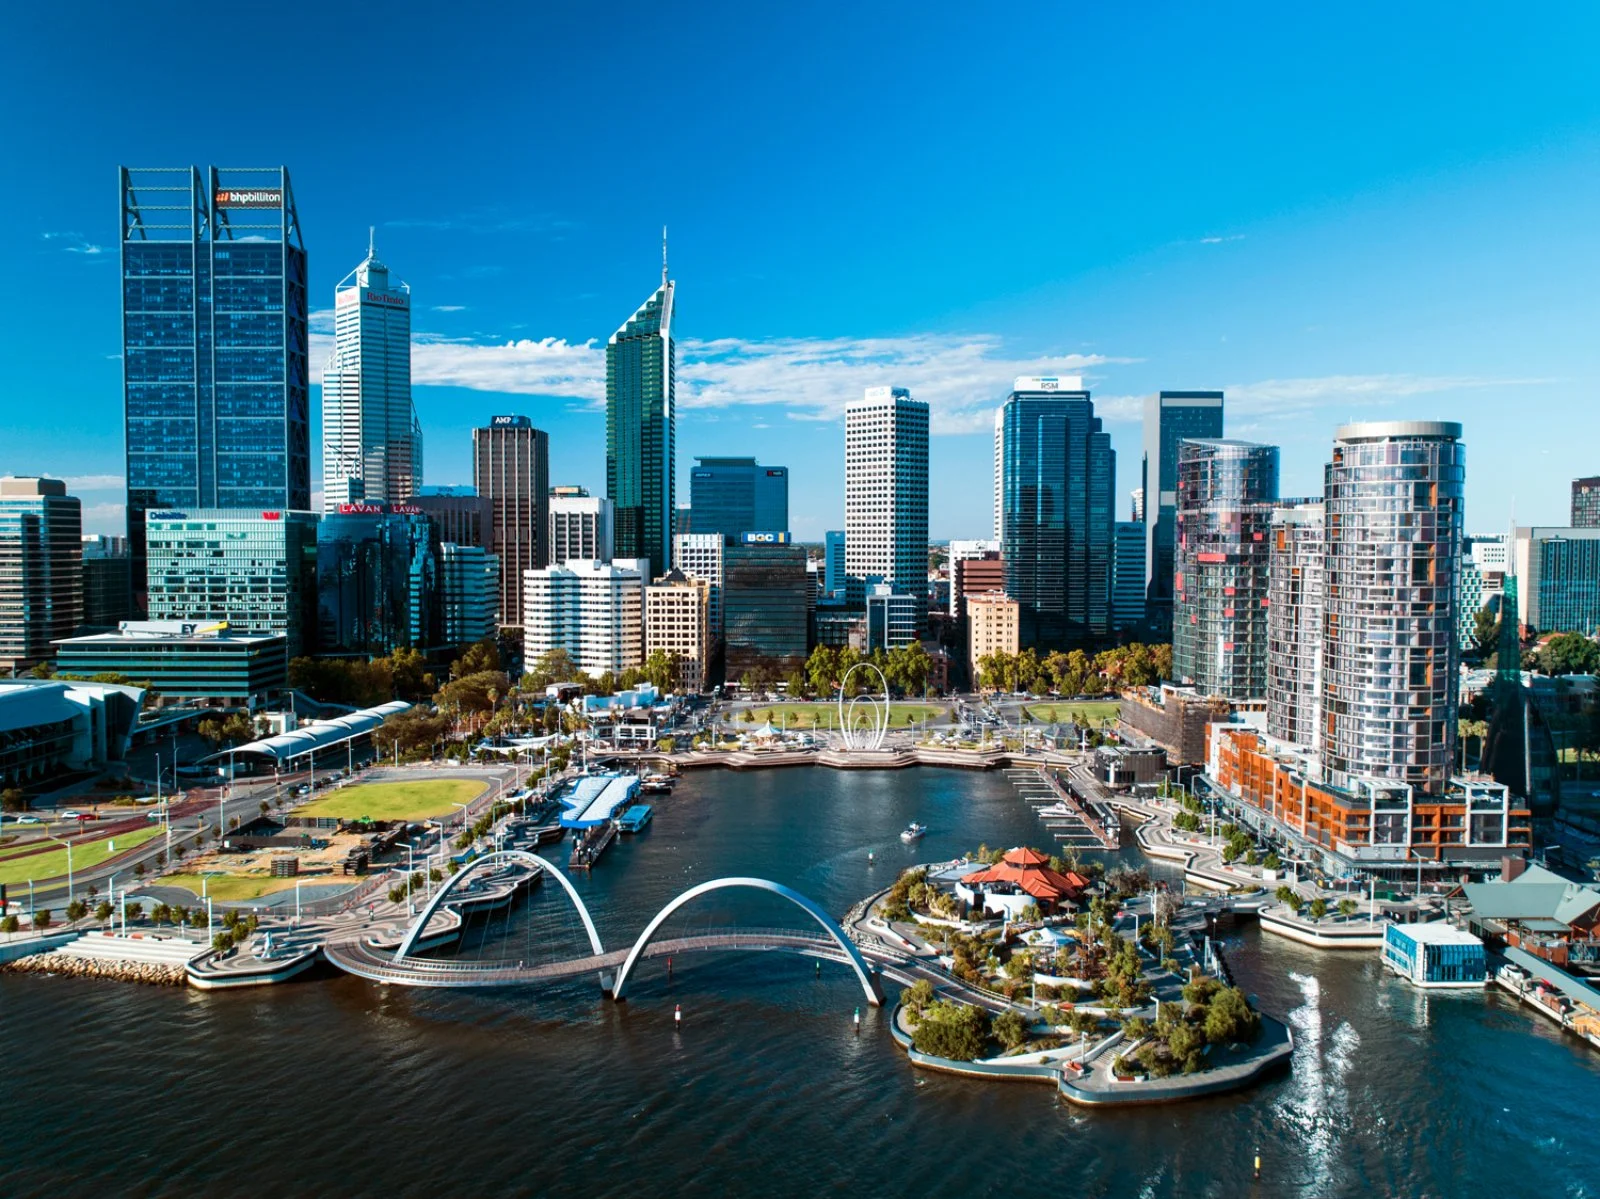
[662, 224, 669, 285]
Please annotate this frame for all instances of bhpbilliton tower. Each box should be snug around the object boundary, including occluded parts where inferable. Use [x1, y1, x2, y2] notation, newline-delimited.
[322, 236, 421, 510]
[606, 250, 676, 580]
[120, 166, 310, 613]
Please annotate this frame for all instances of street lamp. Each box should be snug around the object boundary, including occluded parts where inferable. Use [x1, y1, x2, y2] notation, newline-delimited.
[43, 833, 74, 905]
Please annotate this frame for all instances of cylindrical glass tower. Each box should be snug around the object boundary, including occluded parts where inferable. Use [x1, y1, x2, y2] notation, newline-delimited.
[1171, 440, 1280, 700]
[1322, 421, 1464, 796]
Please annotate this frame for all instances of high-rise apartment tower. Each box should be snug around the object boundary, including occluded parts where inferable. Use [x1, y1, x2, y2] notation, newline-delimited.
[473, 416, 549, 627]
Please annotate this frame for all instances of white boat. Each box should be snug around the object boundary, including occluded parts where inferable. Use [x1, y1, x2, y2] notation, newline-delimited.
[900, 823, 927, 842]
[1037, 802, 1078, 819]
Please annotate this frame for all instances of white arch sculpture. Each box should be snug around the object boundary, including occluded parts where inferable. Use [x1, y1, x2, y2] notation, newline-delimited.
[609, 876, 883, 1006]
[836, 662, 890, 751]
[393, 850, 604, 963]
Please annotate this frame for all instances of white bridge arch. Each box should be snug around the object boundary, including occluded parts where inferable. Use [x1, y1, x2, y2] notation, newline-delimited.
[610, 877, 883, 1006]
[393, 850, 604, 963]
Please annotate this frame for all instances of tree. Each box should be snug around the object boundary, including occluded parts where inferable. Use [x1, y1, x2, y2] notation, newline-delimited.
[902, 978, 936, 1018]
[805, 645, 839, 697]
[0, 914, 17, 935]
[1472, 605, 1501, 658]
[65, 899, 87, 921]
[1203, 987, 1261, 1045]
[197, 712, 255, 749]
[437, 670, 511, 718]
[1308, 897, 1328, 921]
[32, 909, 51, 930]
[991, 1009, 1029, 1051]
[1538, 632, 1600, 677]
[1337, 898, 1359, 920]
[0, 787, 27, 813]
[910, 1000, 990, 1061]
[450, 638, 501, 681]
[642, 649, 680, 693]
[94, 901, 113, 922]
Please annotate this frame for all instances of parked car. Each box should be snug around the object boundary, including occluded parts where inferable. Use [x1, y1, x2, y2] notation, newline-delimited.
[14, 814, 41, 825]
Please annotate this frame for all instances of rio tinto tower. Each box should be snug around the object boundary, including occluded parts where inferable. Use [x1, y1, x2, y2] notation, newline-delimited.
[321, 233, 421, 511]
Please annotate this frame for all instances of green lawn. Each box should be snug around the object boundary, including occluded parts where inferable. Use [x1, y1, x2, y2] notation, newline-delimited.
[1023, 701, 1121, 725]
[156, 873, 305, 902]
[738, 702, 948, 730]
[297, 778, 488, 822]
[0, 825, 164, 886]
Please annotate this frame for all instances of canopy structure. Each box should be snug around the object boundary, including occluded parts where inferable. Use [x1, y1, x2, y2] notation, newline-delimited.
[210, 701, 414, 765]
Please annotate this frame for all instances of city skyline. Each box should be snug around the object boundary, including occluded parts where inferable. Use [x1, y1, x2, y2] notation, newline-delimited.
[4, 5, 1599, 540]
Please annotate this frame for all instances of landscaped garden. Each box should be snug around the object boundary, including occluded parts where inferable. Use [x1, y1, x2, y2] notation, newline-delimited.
[0, 826, 164, 886]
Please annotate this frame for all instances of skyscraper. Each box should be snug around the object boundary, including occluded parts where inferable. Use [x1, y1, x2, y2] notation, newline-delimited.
[823, 531, 846, 600]
[322, 237, 420, 509]
[689, 457, 788, 541]
[522, 560, 644, 678]
[1141, 391, 1224, 636]
[1266, 502, 1324, 752]
[1110, 521, 1147, 636]
[1572, 477, 1600, 528]
[0, 478, 83, 674]
[120, 167, 310, 614]
[999, 377, 1115, 648]
[993, 406, 1005, 543]
[80, 535, 132, 632]
[606, 256, 675, 579]
[1171, 440, 1280, 700]
[844, 387, 929, 600]
[438, 543, 499, 647]
[316, 509, 438, 655]
[473, 416, 549, 627]
[1322, 421, 1463, 796]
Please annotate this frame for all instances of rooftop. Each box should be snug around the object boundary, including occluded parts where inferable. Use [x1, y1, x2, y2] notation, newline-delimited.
[1388, 921, 1482, 947]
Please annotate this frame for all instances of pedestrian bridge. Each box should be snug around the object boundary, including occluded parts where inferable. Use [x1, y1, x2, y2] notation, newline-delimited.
[323, 855, 887, 1006]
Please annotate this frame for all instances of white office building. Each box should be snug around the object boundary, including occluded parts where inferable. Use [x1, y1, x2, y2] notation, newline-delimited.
[673, 532, 725, 638]
[549, 490, 615, 565]
[845, 386, 929, 598]
[321, 238, 421, 510]
[522, 559, 644, 677]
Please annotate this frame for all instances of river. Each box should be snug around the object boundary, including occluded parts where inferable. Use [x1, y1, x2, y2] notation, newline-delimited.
[3, 766, 1596, 1198]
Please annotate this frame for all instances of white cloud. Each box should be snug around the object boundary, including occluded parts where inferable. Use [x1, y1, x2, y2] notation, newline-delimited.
[81, 502, 125, 533]
[62, 474, 125, 491]
[43, 231, 107, 256]
[377, 330, 1131, 434]
[309, 308, 336, 335]
[431, 305, 467, 313]
[1198, 235, 1245, 245]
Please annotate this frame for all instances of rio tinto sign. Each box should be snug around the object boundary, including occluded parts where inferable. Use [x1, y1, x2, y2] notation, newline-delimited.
[215, 188, 283, 209]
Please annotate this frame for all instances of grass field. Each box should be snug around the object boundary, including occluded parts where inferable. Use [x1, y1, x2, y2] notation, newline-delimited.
[156, 873, 305, 902]
[737, 702, 948, 730]
[0, 825, 164, 887]
[297, 778, 488, 822]
[1023, 701, 1121, 725]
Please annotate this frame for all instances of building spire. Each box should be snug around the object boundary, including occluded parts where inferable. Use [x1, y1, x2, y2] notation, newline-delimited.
[662, 224, 669, 286]
[368, 225, 376, 259]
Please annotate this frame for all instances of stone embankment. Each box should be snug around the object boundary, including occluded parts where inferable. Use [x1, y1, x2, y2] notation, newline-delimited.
[2, 951, 186, 986]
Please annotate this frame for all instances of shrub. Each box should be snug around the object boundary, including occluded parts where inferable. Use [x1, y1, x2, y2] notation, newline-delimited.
[33, 909, 52, 930]
[910, 1001, 990, 1061]
[991, 1009, 1029, 1051]
[1203, 986, 1261, 1045]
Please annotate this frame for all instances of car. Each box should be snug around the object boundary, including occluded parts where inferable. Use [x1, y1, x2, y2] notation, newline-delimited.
[59, 810, 85, 820]
[14, 814, 41, 825]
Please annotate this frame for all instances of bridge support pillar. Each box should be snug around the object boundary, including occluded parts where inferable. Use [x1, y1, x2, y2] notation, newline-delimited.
[868, 968, 885, 1007]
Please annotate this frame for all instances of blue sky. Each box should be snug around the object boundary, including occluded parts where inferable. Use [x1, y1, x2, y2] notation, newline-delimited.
[3, 2, 1598, 538]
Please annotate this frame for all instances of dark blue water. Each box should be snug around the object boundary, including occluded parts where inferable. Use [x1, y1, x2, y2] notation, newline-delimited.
[3, 767, 1597, 1198]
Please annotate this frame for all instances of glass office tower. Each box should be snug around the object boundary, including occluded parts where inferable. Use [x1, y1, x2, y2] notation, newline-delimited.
[120, 166, 310, 613]
[316, 510, 438, 656]
[322, 238, 420, 509]
[999, 378, 1116, 648]
[606, 265, 676, 580]
[1141, 391, 1224, 637]
[689, 457, 788, 542]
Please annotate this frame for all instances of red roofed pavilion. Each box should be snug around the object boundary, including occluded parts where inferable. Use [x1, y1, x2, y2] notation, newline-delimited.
[960, 847, 1089, 914]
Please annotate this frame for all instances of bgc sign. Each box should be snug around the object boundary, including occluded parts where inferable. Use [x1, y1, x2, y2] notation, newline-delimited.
[741, 531, 791, 544]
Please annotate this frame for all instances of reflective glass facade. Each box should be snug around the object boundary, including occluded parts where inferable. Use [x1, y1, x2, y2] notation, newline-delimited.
[438, 543, 499, 647]
[1000, 386, 1115, 648]
[1517, 527, 1600, 637]
[0, 479, 82, 673]
[1110, 520, 1147, 635]
[121, 167, 309, 614]
[722, 543, 808, 678]
[316, 512, 438, 655]
[606, 279, 675, 580]
[1266, 503, 1325, 750]
[823, 531, 846, 600]
[1323, 422, 1464, 796]
[689, 457, 788, 543]
[1141, 392, 1224, 635]
[145, 509, 319, 659]
[1172, 440, 1280, 700]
